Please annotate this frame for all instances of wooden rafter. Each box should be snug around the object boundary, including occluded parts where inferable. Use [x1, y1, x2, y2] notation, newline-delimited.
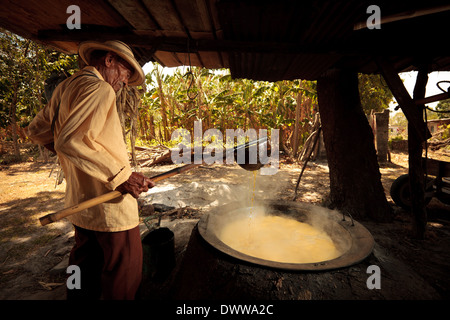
[375, 57, 431, 142]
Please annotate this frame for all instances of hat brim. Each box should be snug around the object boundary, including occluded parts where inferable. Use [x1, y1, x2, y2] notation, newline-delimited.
[78, 41, 145, 86]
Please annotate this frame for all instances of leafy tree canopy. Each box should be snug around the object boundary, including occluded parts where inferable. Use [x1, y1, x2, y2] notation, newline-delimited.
[358, 73, 394, 114]
[0, 29, 78, 128]
[435, 99, 450, 119]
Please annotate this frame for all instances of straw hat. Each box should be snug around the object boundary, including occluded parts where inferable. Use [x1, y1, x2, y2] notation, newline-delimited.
[78, 40, 145, 86]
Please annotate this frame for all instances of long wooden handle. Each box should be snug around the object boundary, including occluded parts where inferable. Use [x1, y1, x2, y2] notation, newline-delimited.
[39, 163, 200, 226]
[39, 190, 123, 226]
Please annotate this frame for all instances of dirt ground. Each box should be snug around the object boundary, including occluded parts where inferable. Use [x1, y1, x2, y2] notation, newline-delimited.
[0, 149, 449, 300]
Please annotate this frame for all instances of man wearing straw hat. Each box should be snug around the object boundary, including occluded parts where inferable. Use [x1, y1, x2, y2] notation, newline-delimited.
[27, 40, 154, 300]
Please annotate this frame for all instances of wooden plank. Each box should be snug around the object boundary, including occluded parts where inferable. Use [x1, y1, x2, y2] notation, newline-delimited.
[153, 51, 183, 67]
[0, 0, 129, 44]
[206, 0, 222, 36]
[106, 0, 159, 30]
[174, 52, 203, 68]
[174, 0, 212, 32]
[142, 0, 184, 31]
[198, 51, 223, 69]
[36, 29, 341, 53]
[424, 158, 450, 177]
[376, 57, 432, 142]
[415, 92, 450, 105]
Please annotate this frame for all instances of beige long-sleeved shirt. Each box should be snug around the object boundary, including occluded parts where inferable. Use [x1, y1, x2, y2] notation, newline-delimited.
[27, 66, 138, 232]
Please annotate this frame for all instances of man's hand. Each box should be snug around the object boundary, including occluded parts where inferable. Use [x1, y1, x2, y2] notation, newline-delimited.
[116, 172, 155, 198]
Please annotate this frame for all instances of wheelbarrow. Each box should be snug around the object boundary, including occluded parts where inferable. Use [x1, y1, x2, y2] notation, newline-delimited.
[390, 157, 450, 210]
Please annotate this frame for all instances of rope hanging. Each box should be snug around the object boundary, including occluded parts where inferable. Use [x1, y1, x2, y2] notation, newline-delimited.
[184, 39, 198, 101]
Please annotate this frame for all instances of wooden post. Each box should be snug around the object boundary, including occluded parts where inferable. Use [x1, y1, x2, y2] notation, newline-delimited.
[409, 64, 429, 239]
[292, 91, 302, 157]
[375, 58, 431, 142]
[376, 58, 429, 238]
[375, 109, 390, 163]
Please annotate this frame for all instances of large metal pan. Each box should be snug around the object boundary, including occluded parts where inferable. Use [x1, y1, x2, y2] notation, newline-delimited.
[198, 200, 374, 271]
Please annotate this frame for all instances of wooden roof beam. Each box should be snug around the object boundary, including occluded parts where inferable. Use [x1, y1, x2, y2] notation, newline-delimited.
[414, 91, 450, 106]
[375, 57, 432, 142]
[37, 28, 339, 54]
[37, 27, 450, 57]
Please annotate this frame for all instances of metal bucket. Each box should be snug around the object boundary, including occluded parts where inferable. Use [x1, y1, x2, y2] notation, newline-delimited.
[142, 227, 175, 281]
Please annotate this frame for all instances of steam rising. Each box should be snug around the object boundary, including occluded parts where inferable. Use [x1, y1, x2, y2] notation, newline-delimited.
[204, 169, 350, 264]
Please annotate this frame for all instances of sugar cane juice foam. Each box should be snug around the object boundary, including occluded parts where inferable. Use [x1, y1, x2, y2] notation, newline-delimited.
[218, 212, 341, 264]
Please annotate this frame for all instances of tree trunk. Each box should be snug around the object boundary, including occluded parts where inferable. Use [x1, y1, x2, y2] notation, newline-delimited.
[155, 69, 170, 142]
[11, 82, 20, 158]
[317, 68, 392, 222]
[292, 92, 302, 157]
[149, 115, 156, 141]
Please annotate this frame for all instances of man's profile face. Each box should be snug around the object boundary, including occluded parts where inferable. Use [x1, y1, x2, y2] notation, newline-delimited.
[102, 52, 133, 92]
